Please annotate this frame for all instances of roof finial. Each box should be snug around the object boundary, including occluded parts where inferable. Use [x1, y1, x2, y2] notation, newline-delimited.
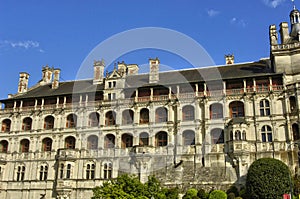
[292, 0, 296, 10]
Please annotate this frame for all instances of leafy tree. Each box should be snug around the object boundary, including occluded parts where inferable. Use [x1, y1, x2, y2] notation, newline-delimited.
[183, 188, 198, 199]
[226, 185, 239, 197]
[246, 158, 291, 199]
[197, 189, 209, 199]
[91, 174, 178, 199]
[208, 190, 227, 199]
[227, 192, 235, 199]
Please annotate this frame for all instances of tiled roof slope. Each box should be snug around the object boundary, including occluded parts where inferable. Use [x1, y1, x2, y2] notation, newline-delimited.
[1, 59, 276, 101]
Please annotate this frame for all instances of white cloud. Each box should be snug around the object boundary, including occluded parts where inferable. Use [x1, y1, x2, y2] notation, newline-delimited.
[230, 17, 246, 27]
[207, 9, 220, 17]
[0, 40, 44, 52]
[263, 0, 286, 8]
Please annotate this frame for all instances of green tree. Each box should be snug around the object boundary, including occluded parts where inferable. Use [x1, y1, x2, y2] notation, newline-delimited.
[183, 188, 198, 199]
[246, 158, 291, 199]
[208, 190, 227, 199]
[197, 189, 209, 199]
[91, 174, 178, 199]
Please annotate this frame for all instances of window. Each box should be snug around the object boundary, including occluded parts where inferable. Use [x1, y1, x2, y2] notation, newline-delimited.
[260, 99, 270, 116]
[39, 165, 48, 181]
[65, 136, 76, 149]
[293, 123, 300, 141]
[42, 138, 52, 152]
[182, 106, 195, 121]
[235, 130, 242, 140]
[113, 81, 116, 87]
[210, 103, 223, 119]
[139, 132, 149, 146]
[242, 130, 247, 141]
[261, 125, 272, 142]
[1, 119, 11, 132]
[86, 163, 95, 179]
[66, 114, 77, 128]
[44, 115, 54, 129]
[108, 82, 112, 88]
[105, 111, 116, 126]
[22, 117, 32, 131]
[121, 134, 133, 148]
[87, 135, 98, 150]
[140, 108, 149, 124]
[155, 131, 168, 146]
[122, 110, 134, 125]
[103, 163, 112, 179]
[66, 164, 71, 179]
[104, 134, 115, 148]
[290, 96, 297, 113]
[0, 140, 8, 153]
[183, 130, 195, 145]
[59, 164, 64, 179]
[155, 107, 168, 123]
[16, 165, 25, 181]
[229, 101, 244, 118]
[20, 139, 30, 152]
[89, 112, 99, 127]
[211, 128, 224, 144]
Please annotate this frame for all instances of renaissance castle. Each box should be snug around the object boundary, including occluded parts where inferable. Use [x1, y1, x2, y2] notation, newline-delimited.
[1, 5, 300, 199]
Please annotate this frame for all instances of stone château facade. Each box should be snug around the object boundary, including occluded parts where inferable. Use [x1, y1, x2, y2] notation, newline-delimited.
[1, 6, 300, 199]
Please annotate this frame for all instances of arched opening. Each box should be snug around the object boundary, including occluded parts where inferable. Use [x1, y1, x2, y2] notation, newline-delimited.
[210, 103, 223, 119]
[183, 130, 195, 145]
[290, 96, 297, 113]
[235, 130, 242, 140]
[229, 101, 244, 118]
[20, 139, 30, 152]
[1, 119, 11, 132]
[139, 132, 149, 146]
[261, 125, 272, 142]
[65, 136, 76, 149]
[0, 140, 8, 153]
[44, 115, 54, 129]
[211, 128, 224, 144]
[182, 105, 195, 121]
[122, 109, 134, 125]
[22, 117, 32, 131]
[140, 108, 149, 124]
[293, 123, 300, 141]
[66, 114, 77, 128]
[87, 135, 98, 149]
[155, 131, 168, 146]
[89, 112, 100, 127]
[104, 134, 115, 148]
[155, 107, 168, 123]
[105, 111, 116, 126]
[121, 133, 133, 148]
[42, 137, 52, 151]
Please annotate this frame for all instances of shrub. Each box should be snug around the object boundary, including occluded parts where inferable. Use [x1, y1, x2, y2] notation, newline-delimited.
[208, 190, 227, 199]
[226, 185, 239, 197]
[183, 188, 198, 199]
[227, 192, 235, 199]
[246, 158, 290, 199]
[198, 189, 209, 199]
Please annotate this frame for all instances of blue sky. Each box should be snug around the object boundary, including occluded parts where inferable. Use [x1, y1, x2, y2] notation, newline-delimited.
[0, 0, 296, 99]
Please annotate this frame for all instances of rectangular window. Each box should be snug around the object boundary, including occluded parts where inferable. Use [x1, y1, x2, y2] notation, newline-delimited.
[262, 133, 266, 142]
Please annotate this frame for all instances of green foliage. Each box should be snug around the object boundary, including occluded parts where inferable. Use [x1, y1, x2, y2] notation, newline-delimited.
[294, 174, 300, 196]
[208, 190, 227, 199]
[235, 197, 243, 199]
[226, 185, 239, 197]
[246, 158, 291, 199]
[227, 192, 235, 199]
[91, 174, 178, 199]
[183, 188, 198, 199]
[197, 189, 209, 199]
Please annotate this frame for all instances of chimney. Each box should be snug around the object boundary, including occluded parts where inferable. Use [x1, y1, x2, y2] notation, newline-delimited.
[127, 64, 139, 75]
[41, 66, 53, 85]
[225, 54, 234, 65]
[18, 72, 29, 94]
[117, 61, 127, 76]
[149, 58, 160, 84]
[279, 22, 290, 44]
[269, 25, 278, 45]
[93, 59, 105, 84]
[52, 68, 60, 89]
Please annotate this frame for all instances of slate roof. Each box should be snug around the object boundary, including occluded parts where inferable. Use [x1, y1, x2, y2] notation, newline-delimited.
[1, 59, 279, 102]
